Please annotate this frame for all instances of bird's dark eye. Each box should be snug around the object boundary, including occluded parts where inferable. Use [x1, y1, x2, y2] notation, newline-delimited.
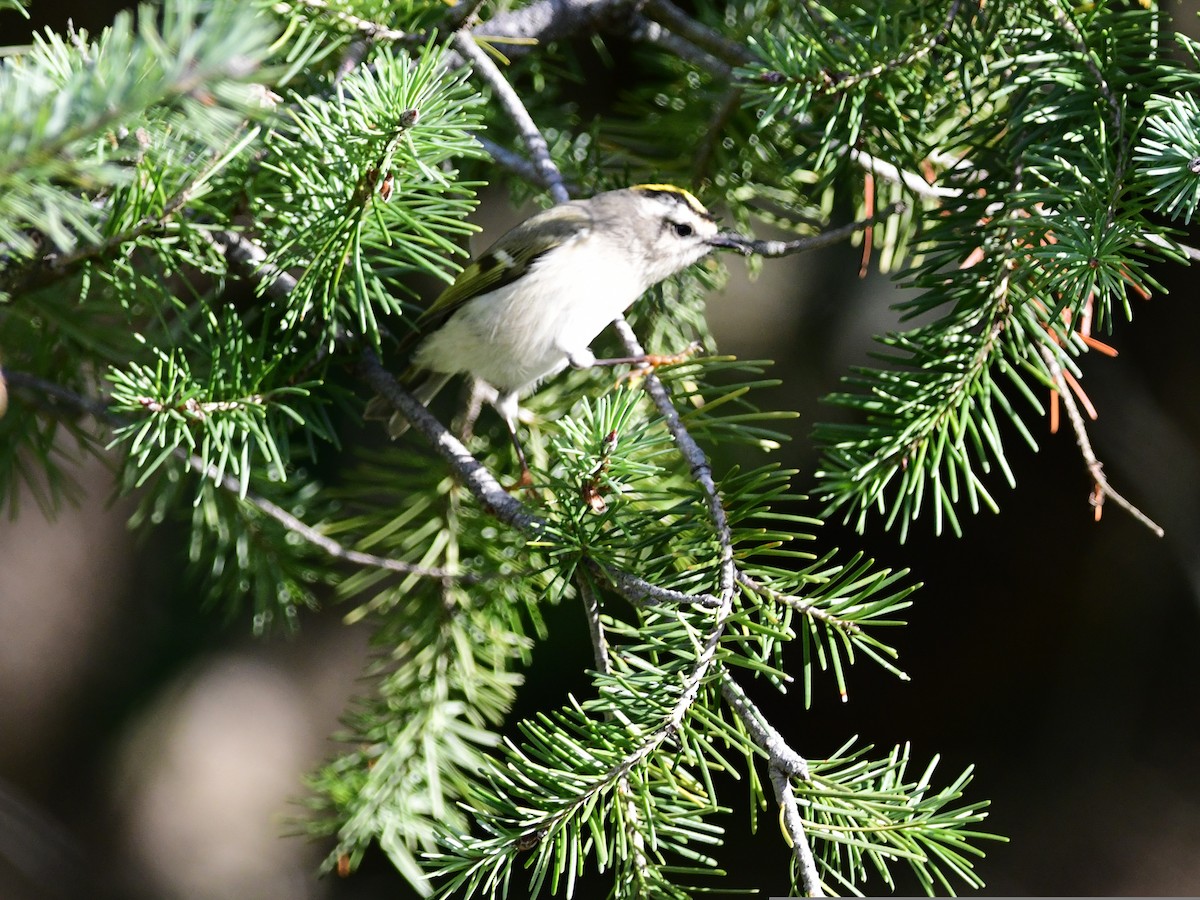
[672, 221, 694, 237]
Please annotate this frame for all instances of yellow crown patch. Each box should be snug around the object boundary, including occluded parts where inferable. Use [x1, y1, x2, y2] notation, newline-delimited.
[631, 183, 710, 218]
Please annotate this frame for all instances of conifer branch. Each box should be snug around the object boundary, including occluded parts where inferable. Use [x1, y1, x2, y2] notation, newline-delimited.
[3, 368, 463, 578]
[9, 1, 1187, 892]
[737, 571, 860, 635]
[4, 129, 260, 299]
[213, 231, 723, 607]
[755, 0, 965, 95]
[1038, 346, 1165, 537]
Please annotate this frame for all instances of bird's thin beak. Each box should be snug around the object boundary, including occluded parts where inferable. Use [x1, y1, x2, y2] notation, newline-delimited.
[707, 231, 754, 255]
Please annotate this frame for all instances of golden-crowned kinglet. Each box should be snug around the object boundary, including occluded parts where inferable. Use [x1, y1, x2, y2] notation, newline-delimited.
[369, 184, 749, 481]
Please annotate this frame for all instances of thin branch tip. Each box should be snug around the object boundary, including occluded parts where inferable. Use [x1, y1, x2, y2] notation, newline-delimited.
[1040, 346, 1165, 537]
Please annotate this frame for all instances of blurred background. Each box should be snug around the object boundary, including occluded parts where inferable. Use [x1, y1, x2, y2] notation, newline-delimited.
[2, 2, 1199, 897]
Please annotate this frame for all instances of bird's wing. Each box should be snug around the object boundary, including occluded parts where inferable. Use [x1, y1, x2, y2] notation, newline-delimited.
[406, 202, 594, 340]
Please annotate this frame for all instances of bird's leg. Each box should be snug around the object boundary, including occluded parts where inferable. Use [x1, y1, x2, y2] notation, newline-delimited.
[505, 425, 534, 492]
[495, 391, 535, 491]
[592, 341, 706, 383]
[571, 341, 704, 373]
[457, 378, 492, 442]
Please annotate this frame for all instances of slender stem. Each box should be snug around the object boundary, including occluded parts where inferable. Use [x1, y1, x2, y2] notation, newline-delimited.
[468, 0, 630, 57]
[452, 31, 570, 205]
[576, 572, 653, 889]
[1038, 346, 1165, 536]
[476, 136, 577, 196]
[185, 452, 467, 579]
[206, 229, 298, 300]
[611, 315, 739, 751]
[612, 318, 736, 607]
[737, 571, 862, 634]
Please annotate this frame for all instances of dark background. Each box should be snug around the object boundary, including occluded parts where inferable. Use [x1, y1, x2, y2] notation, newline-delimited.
[1, 2, 1198, 897]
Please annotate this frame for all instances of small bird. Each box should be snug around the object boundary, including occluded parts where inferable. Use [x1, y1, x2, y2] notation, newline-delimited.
[368, 184, 749, 482]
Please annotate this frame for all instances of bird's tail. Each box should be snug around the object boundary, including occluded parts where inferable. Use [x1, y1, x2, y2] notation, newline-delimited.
[364, 370, 453, 438]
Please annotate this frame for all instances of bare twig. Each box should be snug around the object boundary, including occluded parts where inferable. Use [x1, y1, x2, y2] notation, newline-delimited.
[1038, 346, 1165, 536]
[470, 0, 632, 57]
[588, 559, 721, 609]
[849, 148, 964, 201]
[206, 229, 298, 301]
[611, 317, 738, 762]
[731, 202, 907, 258]
[641, 0, 755, 67]
[577, 575, 611, 675]
[3, 370, 111, 421]
[629, 16, 730, 77]
[719, 674, 809, 779]
[770, 765, 825, 897]
[721, 673, 821, 895]
[452, 31, 570, 205]
[475, 137, 583, 199]
[356, 350, 541, 530]
[612, 318, 736, 608]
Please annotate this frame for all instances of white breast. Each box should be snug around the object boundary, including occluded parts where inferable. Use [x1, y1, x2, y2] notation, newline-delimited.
[414, 236, 645, 394]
